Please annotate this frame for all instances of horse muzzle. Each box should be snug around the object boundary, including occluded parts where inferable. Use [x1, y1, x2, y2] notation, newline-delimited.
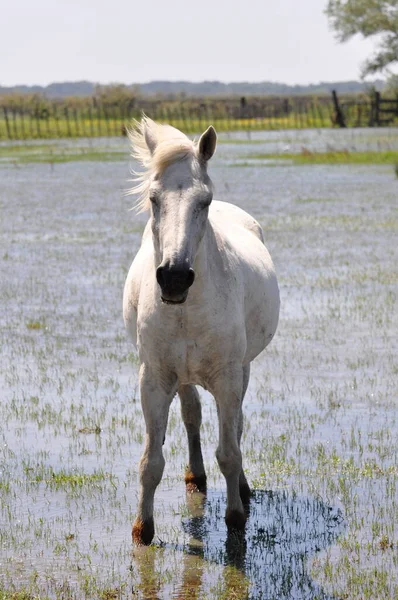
[156, 263, 195, 305]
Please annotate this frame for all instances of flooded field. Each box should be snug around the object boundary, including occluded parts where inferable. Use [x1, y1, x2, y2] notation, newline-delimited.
[0, 128, 397, 599]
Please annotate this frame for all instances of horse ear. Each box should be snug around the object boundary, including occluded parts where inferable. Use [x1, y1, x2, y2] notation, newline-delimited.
[143, 122, 157, 155]
[198, 126, 217, 161]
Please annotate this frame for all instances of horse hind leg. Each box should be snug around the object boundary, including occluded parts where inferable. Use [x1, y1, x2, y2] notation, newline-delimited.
[211, 367, 246, 531]
[238, 364, 251, 505]
[179, 384, 206, 492]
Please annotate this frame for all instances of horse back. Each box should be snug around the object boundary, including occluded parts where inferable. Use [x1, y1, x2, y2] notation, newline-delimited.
[209, 201, 264, 243]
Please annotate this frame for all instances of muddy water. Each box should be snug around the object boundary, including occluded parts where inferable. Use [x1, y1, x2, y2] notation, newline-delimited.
[0, 129, 397, 599]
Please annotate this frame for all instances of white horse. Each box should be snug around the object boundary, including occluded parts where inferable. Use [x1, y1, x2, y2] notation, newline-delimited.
[123, 118, 280, 545]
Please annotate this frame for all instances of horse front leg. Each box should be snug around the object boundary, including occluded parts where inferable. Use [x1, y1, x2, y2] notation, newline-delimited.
[210, 366, 246, 531]
[179, 384, 206, 492]
[132, 364, 177, 545]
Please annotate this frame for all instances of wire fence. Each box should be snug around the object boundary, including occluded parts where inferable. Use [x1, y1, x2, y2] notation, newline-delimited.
[1, 92, 397, 140]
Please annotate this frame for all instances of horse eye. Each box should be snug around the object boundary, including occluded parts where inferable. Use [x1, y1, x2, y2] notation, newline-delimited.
[202, 195, 212, 208]
[149, 193, 158, 205]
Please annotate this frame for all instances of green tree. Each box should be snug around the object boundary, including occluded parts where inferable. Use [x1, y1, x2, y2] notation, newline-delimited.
[325, 0, 398, 76]
[385, 72, 398, 92]
[94, 84, 139, 107]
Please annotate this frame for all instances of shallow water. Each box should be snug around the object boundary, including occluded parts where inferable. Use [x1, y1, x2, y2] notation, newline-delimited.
[0, 130, 397, 599]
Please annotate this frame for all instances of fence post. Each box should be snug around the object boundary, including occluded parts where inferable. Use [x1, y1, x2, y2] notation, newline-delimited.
[3, 106, 12, 139]
[356, 103, 362, 127]
[12, 108, 19, 139]
[332, 90, 346, 127]
[20, 106, 27, 139]
[64, 107, 72, 137]
[45, 107, 51, 138]
[73, 108, 79, 137]
[35, 107, 41, 138]
[88, 105, 94, 137]
[54, 104, 61, 138]
[374, 91, 381, 127]
[103, 105, 110, 136]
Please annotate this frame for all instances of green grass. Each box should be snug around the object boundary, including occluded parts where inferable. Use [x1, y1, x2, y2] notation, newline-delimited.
[0, 144, 126, 164]
[0, 592, 45, 600]
[0, 113, 330, 140]
[25, 320, 46, 330]
[23, 466, 114, 490]
[0, 585, 123, 600]
[246, 149, 398, 165]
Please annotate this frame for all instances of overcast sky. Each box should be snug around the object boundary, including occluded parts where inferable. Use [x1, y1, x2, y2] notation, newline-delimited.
[1, 0, 380, 86]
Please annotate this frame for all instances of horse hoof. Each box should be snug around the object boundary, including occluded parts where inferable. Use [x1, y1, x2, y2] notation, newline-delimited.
[239, 482, 252, 506]
[132, 518, 154, 545]
[225, 508, 246, 531]
[185, 471, 207, 494]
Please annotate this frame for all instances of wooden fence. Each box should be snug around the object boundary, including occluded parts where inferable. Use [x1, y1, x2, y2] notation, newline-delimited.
[0, 92, 397, 140]
[333, 90, 398, 128]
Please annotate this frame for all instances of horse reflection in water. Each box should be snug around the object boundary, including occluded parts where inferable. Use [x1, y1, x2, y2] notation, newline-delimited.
[131, 489, 345, 600]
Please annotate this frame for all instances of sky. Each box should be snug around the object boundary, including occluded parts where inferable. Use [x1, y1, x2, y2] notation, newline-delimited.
[1, 0, 381, 87]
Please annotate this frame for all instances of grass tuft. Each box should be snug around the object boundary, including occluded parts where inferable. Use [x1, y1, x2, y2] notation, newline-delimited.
[25, 320, 46, 330]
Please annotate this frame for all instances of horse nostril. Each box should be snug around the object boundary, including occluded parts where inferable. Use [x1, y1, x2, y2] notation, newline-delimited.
[156, 266, 165, 287]
[187, 268, 195, 287]
[156, 263, 194, 296]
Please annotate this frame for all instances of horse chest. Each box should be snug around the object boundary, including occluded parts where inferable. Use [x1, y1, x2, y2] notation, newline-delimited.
[154, 308, 230, 385]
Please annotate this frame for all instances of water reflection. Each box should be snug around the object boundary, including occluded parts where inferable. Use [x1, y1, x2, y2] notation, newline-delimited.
[132, 489, 344, 600]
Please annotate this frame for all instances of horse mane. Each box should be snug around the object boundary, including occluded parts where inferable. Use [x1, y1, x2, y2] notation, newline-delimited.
[127, 117, 196, 212]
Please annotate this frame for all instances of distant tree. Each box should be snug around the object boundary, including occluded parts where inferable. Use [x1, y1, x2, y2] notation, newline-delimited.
[385, 72, 398, 93]
[95, 84, 139, 107]
[0, 92, 52, 114]
[325, 0, 398, 76]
